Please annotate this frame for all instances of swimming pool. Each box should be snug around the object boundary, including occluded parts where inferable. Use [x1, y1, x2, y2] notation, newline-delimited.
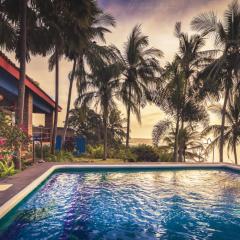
[0, 165, 240, 239]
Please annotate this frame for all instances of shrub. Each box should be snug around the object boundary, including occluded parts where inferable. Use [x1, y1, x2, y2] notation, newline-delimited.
[34, 144, 51, 160]
[47, 151, 73, 162]
[0, 112, 30, 151]
[117, 148, 137, 162]
[63, 140, 75, 152]
[131, 144, 160, 162]
[0, 155, 16, 178]
[86, 145, 104, 159]
[158, 151, 173, 162]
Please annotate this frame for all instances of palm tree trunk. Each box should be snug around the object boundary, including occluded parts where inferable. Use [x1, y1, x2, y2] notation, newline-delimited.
[61, 59, 76, 149]
[219, 87, 230, 163]
[16, 0, 27, 170]
[51, 48, 59, 154]
[103, 109, 108, 160]
[233, 142, 238, 165]
[126, 87, 131, 149]
[173, 113, 180, 162]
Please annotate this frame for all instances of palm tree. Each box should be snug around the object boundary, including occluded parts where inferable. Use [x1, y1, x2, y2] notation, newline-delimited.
[173, 22, 213, 161]
[75, 62, 122, 159]
[108, 109, 126, 146]
[153, 121, 204, 162]
[152, 60, 208, 162]
[17, 0, 27, 131]
[0, 3, 16, 52]
[191, 0, 240, 162]
[1, 0, 51, 169]
[62, 10, 116, 148]
[152, 61, 184, 162]
[36, 0, 101, 153]
[114, 25, 162, 150]
[68, 106, 103, 144]
[202, 93, 240, 164]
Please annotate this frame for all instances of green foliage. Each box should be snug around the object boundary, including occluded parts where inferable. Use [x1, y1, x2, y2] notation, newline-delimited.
[85, 144, 174, 162]
[47, 151, 73, 162]
[154, 148, 173, 162]
[0, 112, 30, 151]
[121, 149, 137, 162]
[86, 145, 104, 159]
[69, 107, 126, 147]
[131, 144, 160, 162]
[34, 144, 51, 160]
[0, 157, 15, 178]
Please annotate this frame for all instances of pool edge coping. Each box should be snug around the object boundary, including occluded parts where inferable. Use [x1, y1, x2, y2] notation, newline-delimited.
[0, 163, 240, 220]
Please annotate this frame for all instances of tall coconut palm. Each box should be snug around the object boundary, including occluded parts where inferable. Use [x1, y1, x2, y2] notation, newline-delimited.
[17, 0, 27, 131]
[165, 125, 205, 162]
[202, 93, 240, 165]
[1, 0, 41, 127]
[108, 109, 126, 146]
[115, 25, 162, 150]
[152, 61, 184, 162]
[191, 0, 240, 162]
[75, 62, 122, 159]
[153, 121, 204, 162]
[152, 60, 208, 162]
[1, 0, 50, 169]
[0, 3, 16, 52]
[36, 0, 101, 153]
[62, 11, 116, 148]
[173, 22, 213, 161]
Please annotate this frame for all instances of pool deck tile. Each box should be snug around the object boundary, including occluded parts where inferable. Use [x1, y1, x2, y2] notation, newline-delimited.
[0, 162, 56, 206]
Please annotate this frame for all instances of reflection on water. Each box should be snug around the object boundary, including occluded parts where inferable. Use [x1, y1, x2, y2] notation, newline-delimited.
[0, 169, 240, 240]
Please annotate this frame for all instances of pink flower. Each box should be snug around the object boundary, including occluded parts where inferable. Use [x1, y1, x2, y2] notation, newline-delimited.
[0, 138, 6, 146]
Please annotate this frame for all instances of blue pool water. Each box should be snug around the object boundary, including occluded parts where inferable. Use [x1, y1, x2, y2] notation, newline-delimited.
[0, 168, 240, 240]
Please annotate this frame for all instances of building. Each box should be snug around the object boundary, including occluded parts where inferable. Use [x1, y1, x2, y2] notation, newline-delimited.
[0, 51, 61, 142]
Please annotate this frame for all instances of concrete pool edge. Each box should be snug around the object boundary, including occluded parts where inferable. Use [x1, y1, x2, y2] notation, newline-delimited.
[0, 163, 240, 220]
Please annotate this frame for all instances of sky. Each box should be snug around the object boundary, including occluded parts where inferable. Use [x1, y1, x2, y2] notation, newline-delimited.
[4, 0, 229, 139]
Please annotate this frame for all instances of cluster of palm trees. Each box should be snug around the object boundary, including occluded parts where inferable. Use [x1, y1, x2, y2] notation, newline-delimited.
[76, 24, 162, 159]
[153, 0, 240, 164]
[1, 0, 116, 167]
[1, 0, 240, 164]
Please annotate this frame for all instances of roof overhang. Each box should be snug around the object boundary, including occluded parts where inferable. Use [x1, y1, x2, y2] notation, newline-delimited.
[0, 53, 62, 112]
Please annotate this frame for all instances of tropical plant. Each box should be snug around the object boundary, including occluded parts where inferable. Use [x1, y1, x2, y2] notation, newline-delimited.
[152, 59, 208, 162]
[108, 109, 126, 146]
[113, 25, 162, 150]
[33, 0, 102, 153]
[0, 157, 15, 178]
[68, 106, 103, 144]
[131, 144, 159, 162]
[173, 22, 210, 161]
[202, 93, 240, 164]
[0, 112, 29, 153]
[191, 0, 240, 162]
[86, 145, 104, 159]
[1, 0, 27, 127]
[47, 151, 73, 162]
[34, 144, 51, 160]
[1, 0, 49, 169]
[152, 120, 204, 162]
[61, 8, 116, 147]
[76, 62, 122, 159]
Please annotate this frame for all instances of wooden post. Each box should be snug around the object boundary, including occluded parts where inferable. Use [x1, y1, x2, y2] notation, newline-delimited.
[40, 127, 43, 160]
[32, 139, 35, 163]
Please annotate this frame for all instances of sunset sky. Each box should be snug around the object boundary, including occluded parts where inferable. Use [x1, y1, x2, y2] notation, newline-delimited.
[5, 0, 229, 139]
